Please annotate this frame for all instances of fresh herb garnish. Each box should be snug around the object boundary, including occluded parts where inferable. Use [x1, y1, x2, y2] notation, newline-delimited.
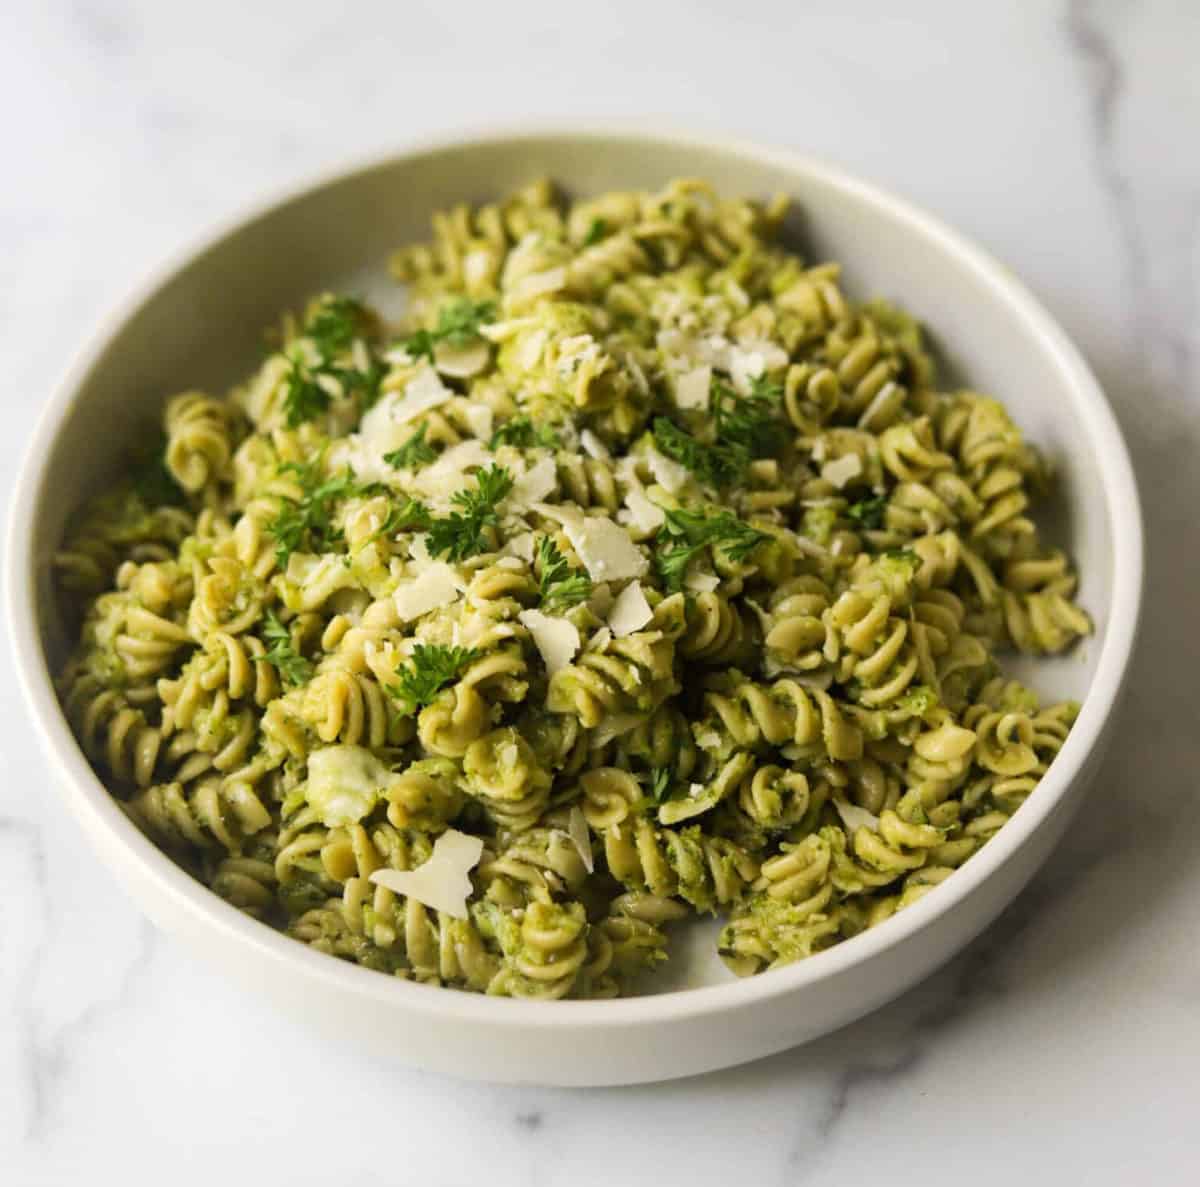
[709, 377, 785, 460]
[536, 536, 592, 611]
[655, 507, 769, 592]
[489, 415, 560, 451]
[403, 298, 496, 361]
[372, 496, 433, 543]
[646, 766, 673, 803]
[652, 417, 746, 489]
[383, 423, 438, 471]
[282, 295, 382, 426]
[425, 465, 514, 562]
[269, 461, 363, 566]
[261, 609, 313, 687]
[846, 494, 888, 531]
[582, 217, 608, 247]
[388, 644, 481, 714]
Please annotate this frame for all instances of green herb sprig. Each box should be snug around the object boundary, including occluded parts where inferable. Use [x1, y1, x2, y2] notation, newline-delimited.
[388, 644, 481, 714]
[846, 494, 888, 531]
[403, 298, 496, 362]
[283, 295, 383, 427]
[656, 507, 769, 592]
[425, 465, 514, 562]
[383, 423, 438, 471]
[261, 609, 313, 687]
[536, 536, 592, 612]
[269, 461, 363, 566]
[489, 415, 560, 451]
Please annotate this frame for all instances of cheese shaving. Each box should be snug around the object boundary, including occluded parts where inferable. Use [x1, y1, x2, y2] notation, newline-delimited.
[566, 806, 595, 874]
[821, 453, 863, 489]
[368, 830, 484, 919]
[832, 796, 881, 836]
[563, 517, 649, 582]
[580, 429, 610, 460]
[607, 581, 653, 637]
[619, 488, 666, 536]
[674, 364, 712, 410]
[305, 745, 399, 827]
[394, 563, 462, 621]
[518, 609, 581, 674]
[645, 447, 690, 495]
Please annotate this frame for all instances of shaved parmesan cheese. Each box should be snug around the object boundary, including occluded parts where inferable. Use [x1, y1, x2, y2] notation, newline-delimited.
[564, 518, 648, 582]
[363, 366, 450, 435]
[463, 248, 493, 289]
[518, 609, 581, 674]
[567, 806, 594, 874]
[502, 532, 536, 563]
[729, 348, 765, 394]
[674, 364, 712, 410]
[833, 796, 880, 836]
[513, 328, 548, 371]
[645, 447, 690, 495]
[684, 570, 720, 594]
[368, 829, 484, 919]
[434, 338, 490, 379]
[619, 488, 666, 536]
[394, 562, 462, 621]
[607, 581, 653, 637]
[512, 266, 567, 303]
[580, 429, 610, 460]
[589, 627, 612, 651]
[821, 453, 863, 489]
[306, 745, 399, 826]
[508, 456, 558, 508]
[408, 534, 432, 565]
[694, 726, 722, 751]
[460, 402, 495, 440]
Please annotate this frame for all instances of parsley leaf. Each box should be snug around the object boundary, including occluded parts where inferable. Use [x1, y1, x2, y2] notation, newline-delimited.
[372, 496, 432, 543]
[489, 415, 561, 451]
[652, 417, 747, 489]
[425, 465, 514, 562]
[269, 462, 363, 566]
[655, 507, 769, 592]
[282, 360, 331, 428]
[646, 766, 673, 803]
[305, 296, 369, 360]
[261, 609, 313, 687]
[582, 217, 608, 247]
[537, 536, 592, 612]
[403, 298, 496, 361]
[846, 494, 888, 531]
[282, 295, 382, 426]
[388, 644, 481, 714]
[709, 377, 785, 459]
[383, 423, 439, 471]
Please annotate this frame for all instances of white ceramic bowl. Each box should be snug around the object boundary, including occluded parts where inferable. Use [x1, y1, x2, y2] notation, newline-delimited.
[6, 127, 1143, 1086]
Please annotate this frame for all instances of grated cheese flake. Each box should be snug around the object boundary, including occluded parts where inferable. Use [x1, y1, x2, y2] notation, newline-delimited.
[619, 488, 666, 536]
[607, 581, 653, 637]
[821, 453, 863, 489]
[518, 609, 581, 674]
[564, 517, 649, 582]
[394, 562, 462, 621]
[832, 796, 880, 836]
[645, 447, 690, 495]
[507, 456, 558, 509]
[580, 429, 610, 460]
[674, 364, 712, 410]
[368, 830, 484, 919]
[567, 806, 595, 874]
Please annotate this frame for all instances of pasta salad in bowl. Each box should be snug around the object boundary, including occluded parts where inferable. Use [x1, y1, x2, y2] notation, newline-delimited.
[8, 129, 1141, 1082]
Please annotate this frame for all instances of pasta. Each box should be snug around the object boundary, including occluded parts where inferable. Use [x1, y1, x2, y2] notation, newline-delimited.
[52, 178, 1089, 998]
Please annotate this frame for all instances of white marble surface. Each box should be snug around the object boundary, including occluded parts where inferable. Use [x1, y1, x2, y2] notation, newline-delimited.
[2, 1, 1197, 1181]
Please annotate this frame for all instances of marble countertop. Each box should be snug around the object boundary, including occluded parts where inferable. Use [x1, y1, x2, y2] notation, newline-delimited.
[3, 1, 1197, 1182]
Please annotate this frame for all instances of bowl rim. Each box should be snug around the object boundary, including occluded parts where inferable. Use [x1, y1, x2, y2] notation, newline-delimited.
[6, 122, 1144, 1030]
